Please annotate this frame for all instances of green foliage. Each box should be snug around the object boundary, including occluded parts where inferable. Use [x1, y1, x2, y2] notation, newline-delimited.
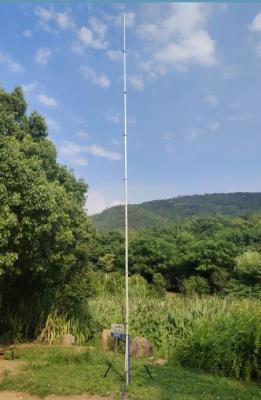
[0, 87, 94, 341]
[92, 215, 261, 296]
[97, 253, 115, 272]
[181, 276, 210, 295]
[130, 233, 178, 282]
[90, 276, 261, 381]
[152, 272, 166, 296]
[235, 250, 261, 284]
[28, 111, 48, 139]
[176, 303, 261, 381]
[92, 192, 261, 230]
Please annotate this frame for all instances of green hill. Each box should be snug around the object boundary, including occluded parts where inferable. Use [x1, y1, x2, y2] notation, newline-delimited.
[91, 192, 261, 230]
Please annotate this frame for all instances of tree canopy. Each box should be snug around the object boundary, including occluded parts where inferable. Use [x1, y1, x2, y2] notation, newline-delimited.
[93, 215, 261, 298]
[0, 87, 93, 339]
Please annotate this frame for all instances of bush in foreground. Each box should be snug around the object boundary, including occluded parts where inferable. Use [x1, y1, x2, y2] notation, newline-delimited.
[176, 300, 261, 381]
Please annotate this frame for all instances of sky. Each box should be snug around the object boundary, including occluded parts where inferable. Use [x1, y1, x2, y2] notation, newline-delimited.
[1, 2, 261, 214]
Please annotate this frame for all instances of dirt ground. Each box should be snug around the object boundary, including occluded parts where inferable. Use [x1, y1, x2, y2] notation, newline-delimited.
[0, 392, 114, 400]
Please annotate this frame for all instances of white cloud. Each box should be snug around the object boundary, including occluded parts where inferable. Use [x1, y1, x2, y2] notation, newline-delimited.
[0, 52, 23, 72]
[105, 110, 120, 123]
[154, 30, 216, 68]
[85, 190, 122, 215]
[23, 29, 32, 38]
[60, 141, 89, 166]
[21, 81, 38, 93]
[138, 3, 206, 41]
[60, 141, 82, 157]
[205, 93, 218, 107]
[78, 17, 108, 49]
[56, 11, 75, 30]
[60, 141, 121, 162]
[34, 48, 51, 65]
[85, 191, 107, 215]
[137, 4, 216, 77]
[46, 117, 61, 132]
[109, 11, 136, 28]
[71, 158, 88, 166]
[109, 199, 122, 207]
[35, 7, 75, 32]
[249, 14, 261, 57]
[125, 11, 136, 27]
[249, 13, 261, 32]
[35, 7, 58, 34]
[35, 6, 53, 21]
[107, 49, 122, 61]
[37, 94, 58, 107]
[80, 65, 110, 88]
[89, 16, 107, 38]
[128, 74, 145, 91]
[208, 121, 221, 132]
[85, 145, 121, 160]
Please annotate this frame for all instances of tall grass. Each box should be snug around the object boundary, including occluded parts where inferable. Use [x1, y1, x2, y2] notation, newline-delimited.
[38, 306, 94, 345]
[176, 303, 261, 380]
[89, 273, 261, 381]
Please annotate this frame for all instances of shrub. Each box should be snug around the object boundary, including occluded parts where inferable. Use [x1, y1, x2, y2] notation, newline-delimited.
[181, 276, 210, 295]
[176, 300, 261, 381]
[152, 272, 166, 297]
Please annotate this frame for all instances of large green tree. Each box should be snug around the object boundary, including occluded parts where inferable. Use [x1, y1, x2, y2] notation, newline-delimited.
[0, 87, 93, 340]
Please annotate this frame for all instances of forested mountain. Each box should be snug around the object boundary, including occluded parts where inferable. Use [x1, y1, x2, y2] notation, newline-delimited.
[92, 192, 261, 230]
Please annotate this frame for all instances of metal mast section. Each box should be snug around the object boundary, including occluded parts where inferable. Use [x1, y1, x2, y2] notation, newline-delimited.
[123, 11, 130, 390]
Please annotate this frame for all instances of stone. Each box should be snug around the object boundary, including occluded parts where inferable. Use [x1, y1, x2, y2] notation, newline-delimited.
[101, 329, 116, 351]
[130, 336, 154, 358]
[60, 334, 75, 345]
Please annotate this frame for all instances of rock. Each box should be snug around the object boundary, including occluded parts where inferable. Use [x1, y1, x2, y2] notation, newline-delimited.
[101, 329, 116, 351]
[60, 334, 75, 345]
[130, 336, 154, 358]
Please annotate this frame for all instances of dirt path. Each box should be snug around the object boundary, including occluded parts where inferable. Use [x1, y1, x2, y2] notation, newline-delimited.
[0, 392, 114, 400]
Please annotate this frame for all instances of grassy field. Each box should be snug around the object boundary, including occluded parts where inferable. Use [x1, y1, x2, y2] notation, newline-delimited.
[0, 345, 260, 400]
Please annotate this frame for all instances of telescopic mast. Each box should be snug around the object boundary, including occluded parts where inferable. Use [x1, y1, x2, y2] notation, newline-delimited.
[123, 11, 130, 390]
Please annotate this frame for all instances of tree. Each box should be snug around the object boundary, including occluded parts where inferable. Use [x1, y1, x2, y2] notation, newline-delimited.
[129, 233, 178, 283]
[0, 87, 94, 340]
[152, 272, 166, 296]
[235, 251, 261, 284]
[181, 276, 210, 295]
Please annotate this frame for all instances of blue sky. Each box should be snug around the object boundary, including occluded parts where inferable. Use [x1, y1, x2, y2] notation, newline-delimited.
[1, 2, 261, 214]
